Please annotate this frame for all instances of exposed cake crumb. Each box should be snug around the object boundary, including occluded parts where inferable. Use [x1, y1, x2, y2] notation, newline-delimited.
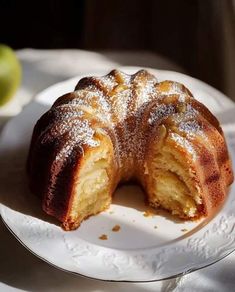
[99, 234, 108, 240]
[148, 104, 175, 126]
[112, 225, 121, 232]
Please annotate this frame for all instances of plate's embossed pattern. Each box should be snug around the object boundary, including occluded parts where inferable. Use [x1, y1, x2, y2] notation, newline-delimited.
[60, 211, 235, 280]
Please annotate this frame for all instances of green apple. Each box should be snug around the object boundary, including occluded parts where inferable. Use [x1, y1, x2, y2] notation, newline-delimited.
[0, 44, 21, 106]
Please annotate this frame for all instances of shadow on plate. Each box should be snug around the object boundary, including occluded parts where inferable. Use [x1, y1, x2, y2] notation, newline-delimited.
[113, 183, 184, 224]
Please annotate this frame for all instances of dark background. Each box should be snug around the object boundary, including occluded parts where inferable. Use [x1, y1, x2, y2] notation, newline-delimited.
[0, 0, 234, 97]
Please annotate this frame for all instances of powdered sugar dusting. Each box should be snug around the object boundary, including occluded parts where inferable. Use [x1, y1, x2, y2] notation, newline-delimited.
[185, 103, 197, 116]
[159, 81, 188, 102]
[98, 74, 118, 90]
[54, 119, 99, 161]
[109, 87, 132, 121]
[179, 120, 201, 135]
[134, 79, 156, 108]
[148, 104, 175, 126]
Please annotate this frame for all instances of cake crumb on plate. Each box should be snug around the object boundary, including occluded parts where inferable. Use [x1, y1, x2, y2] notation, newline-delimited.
[112, 225, 121, 232]
[181, 228, 188, 232]
[99, 234, 108, 240]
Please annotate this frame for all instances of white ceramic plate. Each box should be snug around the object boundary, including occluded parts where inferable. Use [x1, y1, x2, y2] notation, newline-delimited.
[0, 67, 235, 282]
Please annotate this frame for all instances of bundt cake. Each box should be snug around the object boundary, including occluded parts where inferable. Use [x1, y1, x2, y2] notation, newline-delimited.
[27, 69, 233, 230]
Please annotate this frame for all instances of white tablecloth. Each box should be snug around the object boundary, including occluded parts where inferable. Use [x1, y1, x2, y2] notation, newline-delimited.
[0, 49, 235, 292]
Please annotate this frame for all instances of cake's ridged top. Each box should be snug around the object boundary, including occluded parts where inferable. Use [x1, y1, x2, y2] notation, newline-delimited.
[27, 69, 233, 222]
